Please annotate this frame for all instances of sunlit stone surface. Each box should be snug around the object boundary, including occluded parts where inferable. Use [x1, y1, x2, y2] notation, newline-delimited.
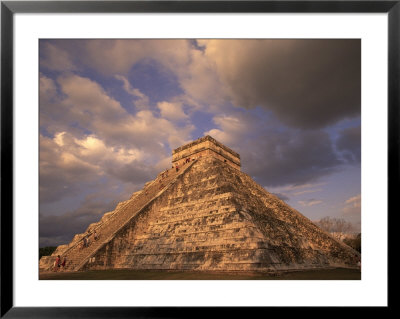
[40, 136, 359, 273]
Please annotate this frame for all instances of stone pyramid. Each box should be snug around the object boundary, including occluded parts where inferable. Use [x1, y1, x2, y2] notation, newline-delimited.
[40, 136, 359, 273]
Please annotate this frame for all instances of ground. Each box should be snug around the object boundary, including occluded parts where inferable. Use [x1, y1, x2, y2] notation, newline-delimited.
[39, 268, 361, 280]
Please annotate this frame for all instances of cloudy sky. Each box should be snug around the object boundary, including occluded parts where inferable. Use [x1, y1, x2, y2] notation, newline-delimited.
[39, 39, 361, 247]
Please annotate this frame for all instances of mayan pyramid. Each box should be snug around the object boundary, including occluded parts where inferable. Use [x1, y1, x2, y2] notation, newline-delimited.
[40, 136, 360, 272]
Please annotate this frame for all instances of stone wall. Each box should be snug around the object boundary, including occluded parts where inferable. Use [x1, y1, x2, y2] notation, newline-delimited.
[172, 136, 241, 170]
[81, 157, 359, 272]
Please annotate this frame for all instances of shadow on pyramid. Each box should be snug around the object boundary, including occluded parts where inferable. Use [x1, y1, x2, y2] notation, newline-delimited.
[40, 136, 360, 273]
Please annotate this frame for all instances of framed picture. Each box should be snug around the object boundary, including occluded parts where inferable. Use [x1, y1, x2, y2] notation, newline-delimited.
[1, 0, 396, 316]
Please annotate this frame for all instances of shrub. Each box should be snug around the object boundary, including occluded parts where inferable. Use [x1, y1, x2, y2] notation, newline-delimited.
[343, 233, 361, 253]
[39, 246, 57, 259]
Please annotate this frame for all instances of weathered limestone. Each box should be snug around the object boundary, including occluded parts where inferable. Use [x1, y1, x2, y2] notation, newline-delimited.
[40, 136, 360, 273]
[172, 135, 241, 170]
[39, 160, 196, 272]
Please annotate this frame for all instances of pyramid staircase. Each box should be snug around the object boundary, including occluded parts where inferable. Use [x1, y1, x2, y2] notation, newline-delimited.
[76, 157, 359, 272]
[43, 159, 197, 272]
[40, 135, 360, 273]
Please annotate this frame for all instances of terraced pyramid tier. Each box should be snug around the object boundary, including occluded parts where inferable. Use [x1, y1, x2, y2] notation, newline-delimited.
[39, 159, 197, 272]
[72, 156, 359, 272]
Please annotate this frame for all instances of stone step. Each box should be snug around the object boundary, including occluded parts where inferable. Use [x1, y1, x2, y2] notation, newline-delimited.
[56, 154, 360, 272]
[153, 208, 237, 224]
[57, 160, 197, 271]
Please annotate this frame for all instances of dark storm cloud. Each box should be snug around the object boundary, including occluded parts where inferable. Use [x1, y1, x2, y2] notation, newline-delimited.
[242, 130, 341, 187]
[38, 39, 362, 247]
[105, 160, 157, 184]
[207, 112, 342, 188]
[336, 125, 361, 163]
[205, 39, 361, 129]
[40, 197, 120, 247]
[39, 133, 99, 204]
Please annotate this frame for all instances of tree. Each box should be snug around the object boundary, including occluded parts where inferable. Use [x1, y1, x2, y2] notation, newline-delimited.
[314, 217, 354, 240]
[39, 246, 57, 260]
[343, 233, 361, 253]
[317, 216, 334, 233]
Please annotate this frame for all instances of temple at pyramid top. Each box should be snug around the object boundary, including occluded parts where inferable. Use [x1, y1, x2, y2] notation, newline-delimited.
[40, 135, 360, 273]
[172, 135, 241, 170]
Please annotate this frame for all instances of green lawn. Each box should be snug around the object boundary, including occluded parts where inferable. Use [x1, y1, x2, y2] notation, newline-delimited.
[39, 268, 361, 280]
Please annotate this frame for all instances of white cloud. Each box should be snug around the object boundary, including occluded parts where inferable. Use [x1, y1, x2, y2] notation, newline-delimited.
[345, 194, 361, 205]
[157, 101, 188, 121]
[40, 73, 197, 203]
[42, 73, 195, 154]
[342, 194, 361, 216]
[40, 134, 100, 203]
[41, 40, 230, 112]
[40, 73, 57, 102]
[203, 128, 229, 144]
[40, 39, 361, 127]
[298, 199, 323, 207]
[204, 114, 250, 146]
[40, 131, 153, 204]
[114, 74, 150, 109]
[281, 183, 326, 192]
[40, 42, 76, 71]
[83, 40, 192, 76]
[74, 135, 145, 165]
[293, 188, 323, 196]
[58, 74, 126, 120]
[177, 47, 228, 108]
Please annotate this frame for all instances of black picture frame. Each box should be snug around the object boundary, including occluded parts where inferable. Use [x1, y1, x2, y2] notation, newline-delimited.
[1, 0, 396, 317]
